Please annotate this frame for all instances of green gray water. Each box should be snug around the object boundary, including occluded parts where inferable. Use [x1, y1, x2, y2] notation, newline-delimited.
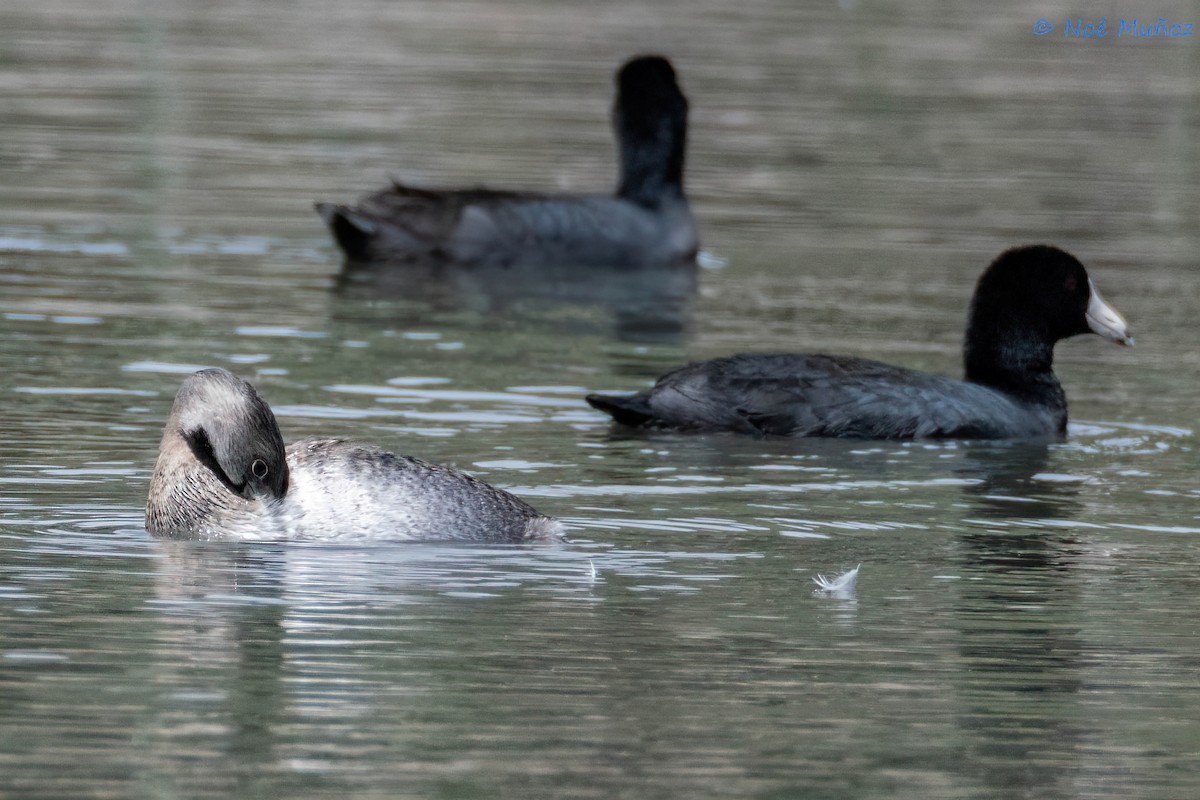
[2, 1, 1199, 798]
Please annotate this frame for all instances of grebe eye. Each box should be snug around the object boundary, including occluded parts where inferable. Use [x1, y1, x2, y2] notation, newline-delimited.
[251, 459, 269, 479]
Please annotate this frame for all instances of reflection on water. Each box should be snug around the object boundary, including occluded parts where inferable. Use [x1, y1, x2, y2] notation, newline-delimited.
[337, 258, 699, 342]
[3, 0, 1200, 796]
[955, 440, 1084, 521]
[953, 527, 1088, 799]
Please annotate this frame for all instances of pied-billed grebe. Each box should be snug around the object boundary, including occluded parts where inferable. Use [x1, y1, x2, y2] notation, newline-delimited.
[146, 369, 562, 541]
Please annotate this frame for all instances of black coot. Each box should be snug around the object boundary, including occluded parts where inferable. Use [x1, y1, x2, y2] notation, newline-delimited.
[315, 55, 696, 269]
[587, 246, 1133, 440]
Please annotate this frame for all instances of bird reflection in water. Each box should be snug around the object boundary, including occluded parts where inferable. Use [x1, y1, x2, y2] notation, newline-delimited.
[336, 258, 698, 343]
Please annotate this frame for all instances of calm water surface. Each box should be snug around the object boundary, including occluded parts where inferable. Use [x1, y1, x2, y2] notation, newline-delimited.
[2, 1, 1199, 798]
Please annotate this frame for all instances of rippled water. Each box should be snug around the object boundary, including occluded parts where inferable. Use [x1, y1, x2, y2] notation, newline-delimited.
[3, 1, 1200, 797]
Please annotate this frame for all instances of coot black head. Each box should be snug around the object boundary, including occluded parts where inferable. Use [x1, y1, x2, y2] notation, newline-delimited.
[171, 368, 290, 501]
[616, 55, 682, 109]
[964, 244, 1132, 389]
[613, 55, 688, 208]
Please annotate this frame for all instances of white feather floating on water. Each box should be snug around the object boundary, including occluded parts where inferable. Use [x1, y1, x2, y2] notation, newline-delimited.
[813, 564, 860, 595]
[696, 249, 728, 270]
